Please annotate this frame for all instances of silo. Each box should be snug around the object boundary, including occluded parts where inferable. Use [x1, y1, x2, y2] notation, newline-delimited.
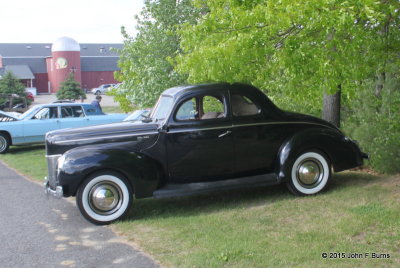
[47, 37, 81, 93]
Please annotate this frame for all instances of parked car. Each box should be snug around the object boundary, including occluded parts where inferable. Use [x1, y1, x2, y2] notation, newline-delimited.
[44, 83, 368, 225]
[52, 100, 75, 103]
[123, 109, 151, 122]
[26, 92, 35, 102]
[0, 103, 127, 153]
[90, 84, 115, 95]
[0, 93, 31, 113]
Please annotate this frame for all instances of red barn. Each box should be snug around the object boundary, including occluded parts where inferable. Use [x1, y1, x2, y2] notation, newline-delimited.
[0, 37, 122, 94]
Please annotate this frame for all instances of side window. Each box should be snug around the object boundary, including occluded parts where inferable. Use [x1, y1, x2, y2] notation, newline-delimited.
[175, 95, 226, 121]
[71, 106, 85, 117]
[231, 94, 260, 117]
[201, 95, 225, 120]
[176, 98, 196, 121]
[33, 107, 58, 119]
[61, 106, 84, 118]
[85, 107, 98, 115]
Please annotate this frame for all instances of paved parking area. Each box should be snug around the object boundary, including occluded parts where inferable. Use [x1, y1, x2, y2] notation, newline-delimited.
[0, 161, 160, 268]
[33, 94, 119, 107]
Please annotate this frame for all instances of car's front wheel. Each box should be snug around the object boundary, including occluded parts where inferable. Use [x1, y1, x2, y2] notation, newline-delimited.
[95, 90, 101, 95]
[0, 133, 10, 154]
[76, 171, 133, 225]
[286, 151, 331, 195]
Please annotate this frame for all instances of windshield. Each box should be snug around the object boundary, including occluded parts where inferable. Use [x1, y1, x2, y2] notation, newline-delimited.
[18, 105, 42, 120]
[123, 109, 150, 122]
[150, 95, 173, 122]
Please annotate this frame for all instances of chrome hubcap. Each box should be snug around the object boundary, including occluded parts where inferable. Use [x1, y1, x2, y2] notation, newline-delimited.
[89, 182, 122, 215]
[296, 159, 323, 188]
[0, 137, 6, 152]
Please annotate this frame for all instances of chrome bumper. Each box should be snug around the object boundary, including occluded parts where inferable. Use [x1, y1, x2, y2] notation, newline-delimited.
[361, 152, 369, 160]
[44, 176, 63, 198]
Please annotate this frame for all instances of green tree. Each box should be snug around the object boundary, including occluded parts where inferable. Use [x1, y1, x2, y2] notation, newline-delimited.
[56, 73, 86, 101]
[111, 0, 203, 111]
[176, 0, 399, 125]
[0, 71, 27, 107]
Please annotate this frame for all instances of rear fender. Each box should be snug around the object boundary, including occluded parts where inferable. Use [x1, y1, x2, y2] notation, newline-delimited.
[276, 127, 364, 182]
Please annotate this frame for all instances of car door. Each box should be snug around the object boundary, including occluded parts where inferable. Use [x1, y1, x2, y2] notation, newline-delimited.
[230, 90, 283, 174]
[57, 105, 87, 129]
[23, 106, 60, 143]
[166, 90, 235, 183]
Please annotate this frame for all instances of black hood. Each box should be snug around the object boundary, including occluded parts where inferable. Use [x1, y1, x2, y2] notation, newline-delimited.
[46, 121, 159, 155]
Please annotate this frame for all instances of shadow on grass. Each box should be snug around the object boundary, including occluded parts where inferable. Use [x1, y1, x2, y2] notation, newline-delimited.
[7, 144, 45, 154]
[126, 184, 289, 221]
[329, 171, 383, 190]
[126, 171, 383, 222]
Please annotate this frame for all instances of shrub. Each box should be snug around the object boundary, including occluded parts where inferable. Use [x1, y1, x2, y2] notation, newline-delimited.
[345, 76, 400, 174]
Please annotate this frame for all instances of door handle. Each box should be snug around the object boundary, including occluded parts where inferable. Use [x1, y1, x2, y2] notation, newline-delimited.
[218, 130, 232, 138]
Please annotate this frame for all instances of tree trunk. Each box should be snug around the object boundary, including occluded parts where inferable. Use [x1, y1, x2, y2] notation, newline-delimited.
[375, 72, 385, 97]
[322, 85, 341, 128]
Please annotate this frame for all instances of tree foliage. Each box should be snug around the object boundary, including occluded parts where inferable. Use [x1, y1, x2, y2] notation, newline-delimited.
[177, 0, 400, 115]
[0, 71, 27, 106]
[0, 71, 26, 95]
[346, 72, 400, 174]
[112, 0, 203, 111]
[56, 73, 86, 101]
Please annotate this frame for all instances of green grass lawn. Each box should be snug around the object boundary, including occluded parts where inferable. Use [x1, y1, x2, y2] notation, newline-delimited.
[1, 145, 399, 267]
[103, 106, 124, 113]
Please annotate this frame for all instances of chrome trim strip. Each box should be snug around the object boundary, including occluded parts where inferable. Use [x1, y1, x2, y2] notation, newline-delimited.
[54, 121, 335, 143]
[53, 132, 159, 144]
[46, 154, 62, 159]
[233, 121, 335, 129]
[167, 121, 335, 134]
[168, 125, 232, 133]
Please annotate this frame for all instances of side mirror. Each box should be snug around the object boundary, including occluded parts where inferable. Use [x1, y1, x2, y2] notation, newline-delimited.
[158, 124, 169, 133]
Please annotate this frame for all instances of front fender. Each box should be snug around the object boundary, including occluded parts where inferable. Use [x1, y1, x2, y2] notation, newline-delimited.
[57, 142, 163, 198]
[276, 127, 364, 182]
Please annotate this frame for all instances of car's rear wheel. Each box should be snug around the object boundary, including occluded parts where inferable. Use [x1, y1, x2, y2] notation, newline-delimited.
[76, 171, 133, 225]
[286, 151, 331, 195]
[0, 133, 10, 154]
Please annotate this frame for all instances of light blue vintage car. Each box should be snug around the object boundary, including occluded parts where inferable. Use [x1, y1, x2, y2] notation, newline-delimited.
[0, 103, 127, 153]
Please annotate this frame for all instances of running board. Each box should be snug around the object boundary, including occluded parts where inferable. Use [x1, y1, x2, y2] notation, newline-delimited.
[153, 173, 279, 199]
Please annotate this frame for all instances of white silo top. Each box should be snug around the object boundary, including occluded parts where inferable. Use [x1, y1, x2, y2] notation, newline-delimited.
[52, 37, 80, 52]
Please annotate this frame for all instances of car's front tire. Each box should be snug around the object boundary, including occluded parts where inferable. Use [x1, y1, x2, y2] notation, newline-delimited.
[95, 90, 101, 95]
[0, 133, 10, 154]
[286, 151, 331, 195]
[76, 171, 133, 225]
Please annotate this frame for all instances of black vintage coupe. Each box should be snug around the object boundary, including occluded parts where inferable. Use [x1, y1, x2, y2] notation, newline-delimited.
[44, 83, 367, 224]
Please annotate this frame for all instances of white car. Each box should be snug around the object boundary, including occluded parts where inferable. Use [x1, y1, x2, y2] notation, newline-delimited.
[91, 84, 115, 95]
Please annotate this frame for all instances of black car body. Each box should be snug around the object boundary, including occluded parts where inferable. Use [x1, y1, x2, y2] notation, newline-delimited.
[44, 83, 367, 224]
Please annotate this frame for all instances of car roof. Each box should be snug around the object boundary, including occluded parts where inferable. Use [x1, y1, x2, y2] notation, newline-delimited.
[161, 83, 234, 98]
[35, 103, 93, 108]
[161, 83, 264, 99]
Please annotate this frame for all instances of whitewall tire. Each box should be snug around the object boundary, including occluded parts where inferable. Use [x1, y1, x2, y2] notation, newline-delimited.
[287, 151, 331, 195]
[76, 171, 133, 225]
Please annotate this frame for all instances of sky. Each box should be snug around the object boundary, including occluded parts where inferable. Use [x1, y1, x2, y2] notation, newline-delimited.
[0, 0, 145, 43]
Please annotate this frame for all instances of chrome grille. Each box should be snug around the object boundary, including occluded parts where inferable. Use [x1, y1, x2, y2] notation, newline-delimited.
[46, 154, 61, 189]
